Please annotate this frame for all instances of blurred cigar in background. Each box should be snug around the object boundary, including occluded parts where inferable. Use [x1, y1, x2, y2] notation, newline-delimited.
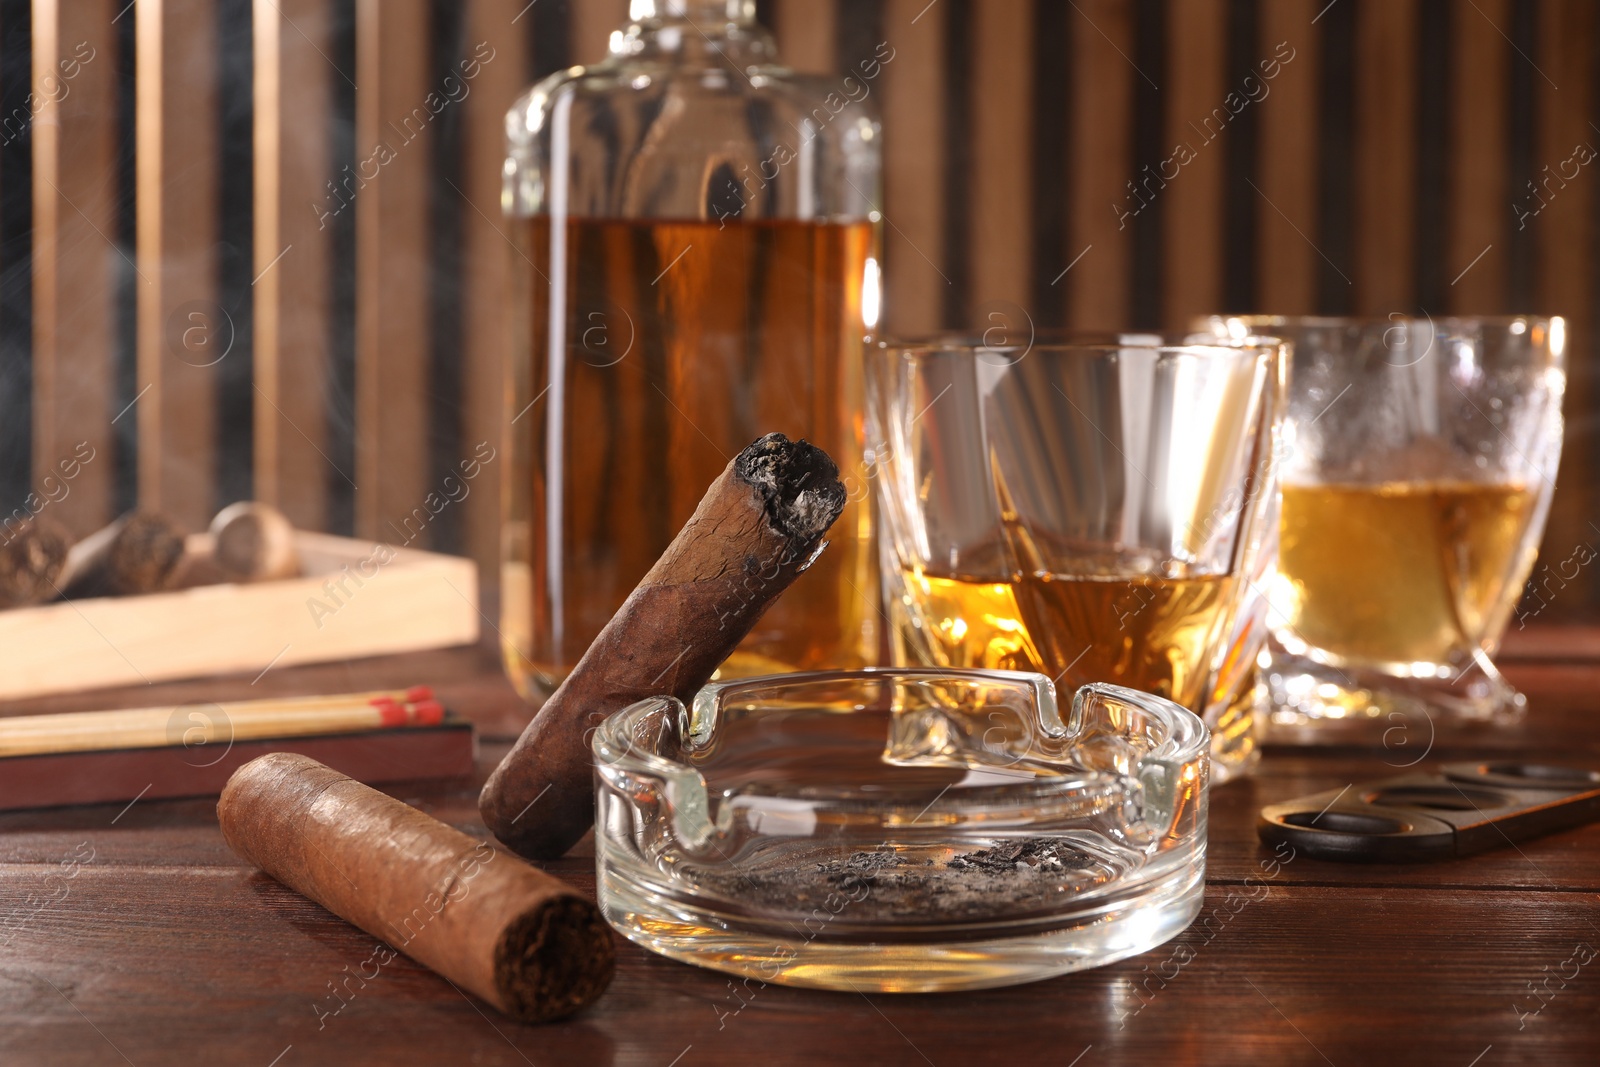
[43, 502, 302, 599]
[0, 518, 71, 607]
[59, 511, 187, 598]
[210, 501, 300, 582]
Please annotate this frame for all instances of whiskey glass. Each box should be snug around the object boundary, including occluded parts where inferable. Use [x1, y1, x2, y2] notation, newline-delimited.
[593, 668, 1210, 991]
[867, 335, 1286, 781]
[1207, 316, 1566, 729]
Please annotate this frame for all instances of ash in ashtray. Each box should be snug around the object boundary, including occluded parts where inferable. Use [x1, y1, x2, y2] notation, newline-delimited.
[946, 838, 1085, 873]
[698, 838, 1105, 921]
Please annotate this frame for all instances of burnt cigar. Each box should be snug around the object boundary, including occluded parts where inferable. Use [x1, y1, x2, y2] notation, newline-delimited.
[480, 432, 847, 860]
[59, 511, 186, 598]
[0, 518, 71, 607]
[219, 753, 615, 1024]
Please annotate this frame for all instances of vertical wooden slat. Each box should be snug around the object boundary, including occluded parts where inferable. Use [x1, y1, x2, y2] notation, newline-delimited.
[254, 0, 332, 531]
[1504, 0, 1537, 312]
[1255, 0, 1319, 316]
[1162, 0, 1226, 327]
[32, 0, 116, 535]
[1067, 0, 1135, 330]
[968, 0, 1032, 318]
[461, 0, 530, 588]
[136, 0, 219, 529]
[1534, 0, 1596, 584]
[355, 0, 432, 541]
[879, 0, 948, 337]
[1028, 1, 1071, 326]
[573, 0, 629, 66]
[1448, 0, 1509, 313]
[1352, 0, 1419, 313]
[774, 0, 838, 74]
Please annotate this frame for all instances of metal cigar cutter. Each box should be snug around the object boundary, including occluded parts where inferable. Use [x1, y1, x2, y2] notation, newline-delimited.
[1259, 762, 1600, 862]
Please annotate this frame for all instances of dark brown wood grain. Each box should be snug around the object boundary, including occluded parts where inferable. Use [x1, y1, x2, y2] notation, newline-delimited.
[5, 627, 1600, 1065]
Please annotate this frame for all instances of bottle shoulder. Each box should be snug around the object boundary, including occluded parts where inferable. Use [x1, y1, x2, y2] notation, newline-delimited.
[503, 50, 885, 221]
[508, 62, 880, 144]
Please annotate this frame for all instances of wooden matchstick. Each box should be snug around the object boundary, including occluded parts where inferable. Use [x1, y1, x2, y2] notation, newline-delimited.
[0, 687, 441, 758]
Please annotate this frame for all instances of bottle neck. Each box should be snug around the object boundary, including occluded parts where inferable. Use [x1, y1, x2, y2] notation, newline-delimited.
[616, 0, 774, 64]
[628, 1, 756, 23]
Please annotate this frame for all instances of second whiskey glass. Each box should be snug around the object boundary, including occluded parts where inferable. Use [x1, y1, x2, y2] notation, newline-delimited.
[1208, 316, 1566, 730]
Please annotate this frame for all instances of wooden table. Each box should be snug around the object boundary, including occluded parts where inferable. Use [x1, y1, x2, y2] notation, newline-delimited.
[3, 633, 1599, 1066]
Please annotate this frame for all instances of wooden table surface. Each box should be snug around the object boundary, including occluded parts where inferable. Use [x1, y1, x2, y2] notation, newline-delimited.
[3, 632, 1599, 1067]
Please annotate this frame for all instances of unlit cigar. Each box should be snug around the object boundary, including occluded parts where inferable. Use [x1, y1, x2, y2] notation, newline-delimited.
[171, 502, 301, 589]
[479, 432, 847, 860]
[0, 687, 441, 758]
[219, 753, 614, 1023]
[59, 511, 186, 598]
[0, 517, 71, 607]
[167, 532, 230, 589]
[211, 501, 300, 582]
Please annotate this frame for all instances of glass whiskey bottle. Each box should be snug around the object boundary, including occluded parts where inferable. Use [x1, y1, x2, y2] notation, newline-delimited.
[501, 0, 884, 698]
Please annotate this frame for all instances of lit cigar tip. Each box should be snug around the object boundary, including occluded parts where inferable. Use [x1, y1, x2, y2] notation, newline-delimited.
[735, 432, 847, 542]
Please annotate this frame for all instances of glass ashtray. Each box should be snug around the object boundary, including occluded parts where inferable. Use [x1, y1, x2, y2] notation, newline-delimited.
[592, 668, 1210, 992]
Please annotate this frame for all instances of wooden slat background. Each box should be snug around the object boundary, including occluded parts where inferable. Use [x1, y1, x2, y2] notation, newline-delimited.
[1163, 0, 1227, 328]
[1255, 0, 1319, 317]
[459, 0, 527, 589]
[879, 0, 948, 337]
[0, 0, 1597, 618]
[252, 0, 332, 533]
[1535, 0, 1597, 588]
[1352, 0, 1418, 313]
[30, 0, 116, 537]
[354, 0, 433, 544]
[1448, 0, 1509, 316]
[1070, 0, 1137, 332]
[969, 0, 1033, 322]
[135, 0, 219, 531]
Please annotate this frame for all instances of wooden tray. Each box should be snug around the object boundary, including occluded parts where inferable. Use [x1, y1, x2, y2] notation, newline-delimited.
[0, 532, 479, 700]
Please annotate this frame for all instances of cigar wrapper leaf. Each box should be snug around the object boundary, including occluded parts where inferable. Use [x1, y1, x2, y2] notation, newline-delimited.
[219, 753, 614, 1023]
[480, 432, 848, 860]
